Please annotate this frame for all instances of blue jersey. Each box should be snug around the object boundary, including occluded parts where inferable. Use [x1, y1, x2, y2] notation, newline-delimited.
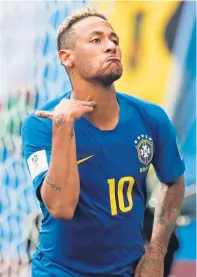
[21, 92, 185, 277]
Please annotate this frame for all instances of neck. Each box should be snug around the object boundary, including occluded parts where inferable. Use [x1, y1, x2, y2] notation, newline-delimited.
[71, 79, 119, 130]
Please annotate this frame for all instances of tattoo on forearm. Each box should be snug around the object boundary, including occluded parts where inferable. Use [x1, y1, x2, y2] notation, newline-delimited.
[45, 175, 61, 192]
[54, 114, 74, 140]
[69, 127, 74, 140]
[152, 177, 185, 248]
[55, 114, 65, 127]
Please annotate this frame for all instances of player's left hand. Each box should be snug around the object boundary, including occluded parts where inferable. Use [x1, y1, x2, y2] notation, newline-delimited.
[134, 249, 164, 277]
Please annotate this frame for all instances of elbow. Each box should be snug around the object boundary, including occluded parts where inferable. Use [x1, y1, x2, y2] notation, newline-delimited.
[44, 197, 78, 221]
[41, 181, 79, 220]
[43, 197, 78, 220]
[49, 205, 76, 220]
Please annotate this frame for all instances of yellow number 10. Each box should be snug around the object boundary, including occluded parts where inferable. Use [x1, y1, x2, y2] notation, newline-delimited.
[107, 176, 135, 216]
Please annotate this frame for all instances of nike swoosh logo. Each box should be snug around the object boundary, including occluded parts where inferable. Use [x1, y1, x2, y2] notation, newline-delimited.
[77, 155, 94, 165]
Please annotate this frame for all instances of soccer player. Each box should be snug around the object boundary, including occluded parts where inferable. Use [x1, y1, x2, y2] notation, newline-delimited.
[21, 7, 185, 277]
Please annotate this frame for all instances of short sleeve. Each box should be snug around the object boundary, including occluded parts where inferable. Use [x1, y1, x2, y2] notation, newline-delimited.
[21, 115, 52, 201]
[150, 105, 185, 184]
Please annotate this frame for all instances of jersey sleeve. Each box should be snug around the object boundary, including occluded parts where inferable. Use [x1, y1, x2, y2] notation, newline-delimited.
[149, 105, 185, 184]
[21, 115, 52, 201]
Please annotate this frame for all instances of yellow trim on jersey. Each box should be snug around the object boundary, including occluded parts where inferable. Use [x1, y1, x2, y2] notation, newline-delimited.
[77, 155, 94, 165]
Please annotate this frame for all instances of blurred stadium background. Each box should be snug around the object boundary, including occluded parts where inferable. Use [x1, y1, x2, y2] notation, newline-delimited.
[0, 1, 196, 277]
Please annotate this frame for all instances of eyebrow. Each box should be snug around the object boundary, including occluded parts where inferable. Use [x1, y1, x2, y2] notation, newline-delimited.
[88, 30, 119, 40]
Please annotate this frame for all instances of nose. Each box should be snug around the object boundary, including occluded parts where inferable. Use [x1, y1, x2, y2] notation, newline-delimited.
[105, 39, 117, 54]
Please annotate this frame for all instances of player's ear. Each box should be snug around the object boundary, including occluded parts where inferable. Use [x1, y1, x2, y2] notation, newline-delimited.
[58, 50, 74, 69]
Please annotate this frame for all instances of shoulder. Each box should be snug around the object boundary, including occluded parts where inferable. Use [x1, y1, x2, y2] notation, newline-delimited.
[21, 91, 71, 141]
[118, 92, 169, 126]
[117, 92, 150, 108]
[38, 91, 71, 112]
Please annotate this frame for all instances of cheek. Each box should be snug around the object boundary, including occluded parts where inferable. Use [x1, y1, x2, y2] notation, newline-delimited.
[74, 58, 98, 77]
[117, 47, 122, 59]
[75, 51, 90, 64]
[75, 53, 100, 72]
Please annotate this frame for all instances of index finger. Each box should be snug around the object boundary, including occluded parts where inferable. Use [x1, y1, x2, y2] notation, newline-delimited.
[81, 101, 96, 107]
[35, 110, 54, 119]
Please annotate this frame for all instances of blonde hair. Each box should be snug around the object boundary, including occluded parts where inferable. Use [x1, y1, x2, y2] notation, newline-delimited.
[56, 7, 107, 51]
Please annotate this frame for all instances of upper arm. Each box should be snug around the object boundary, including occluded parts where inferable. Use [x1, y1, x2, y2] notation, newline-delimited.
[149, 105, 185, 184]
[21, 115, 52, 201]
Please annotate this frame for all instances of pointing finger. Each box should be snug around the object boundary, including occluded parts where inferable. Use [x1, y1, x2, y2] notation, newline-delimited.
[81, 101, 96, 107]
[83, 106, 94, 114]
[35, 111, 54, 119]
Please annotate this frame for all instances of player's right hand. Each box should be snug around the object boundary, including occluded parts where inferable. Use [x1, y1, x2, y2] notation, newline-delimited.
[35, 98, 96, 122]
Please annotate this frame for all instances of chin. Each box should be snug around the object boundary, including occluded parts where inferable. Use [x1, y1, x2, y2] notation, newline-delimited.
[98, 68, 123, 86]
[102, 72, 122, 86]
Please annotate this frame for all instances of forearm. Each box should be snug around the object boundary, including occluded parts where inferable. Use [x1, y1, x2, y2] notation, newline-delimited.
[42, 118, 80, 219]
[150, 175, 185, 255]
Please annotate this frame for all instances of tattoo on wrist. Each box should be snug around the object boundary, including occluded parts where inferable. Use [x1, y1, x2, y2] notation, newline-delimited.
[45, 175, 61, 192]
[55, 114, 65, 127]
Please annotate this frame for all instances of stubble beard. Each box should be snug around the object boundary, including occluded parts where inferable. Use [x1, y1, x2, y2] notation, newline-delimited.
[96, 63, 123, 86]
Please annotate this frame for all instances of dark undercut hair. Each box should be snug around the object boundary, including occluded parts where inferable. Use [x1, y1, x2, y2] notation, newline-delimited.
[56, 7, 108, 51]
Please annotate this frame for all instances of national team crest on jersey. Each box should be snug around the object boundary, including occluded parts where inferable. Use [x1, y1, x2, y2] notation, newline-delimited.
[134, 135, 153, 165]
